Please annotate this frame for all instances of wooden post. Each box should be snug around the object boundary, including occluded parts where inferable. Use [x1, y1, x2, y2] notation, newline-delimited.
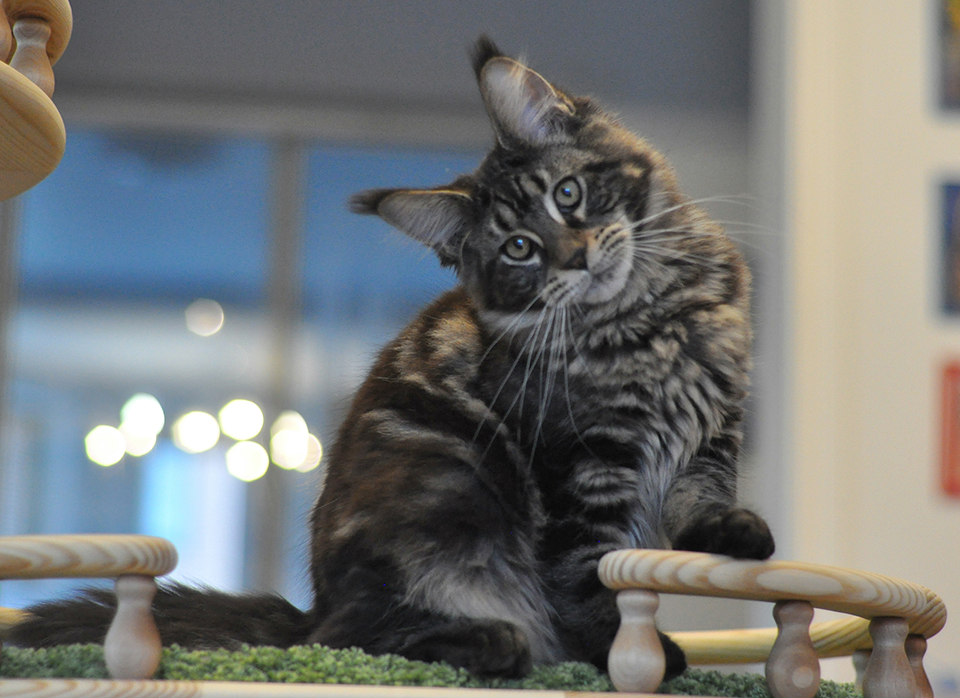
[103, 575, 162, 680]
[9, 16, 54, 96]
[607, 589, 665, 693]
[766, 600, 820, 698]
[852, 648, 871, 693]
[0, 7, 12, 63]
[862, 617, 917, 698]
[905, 635, 933, 698]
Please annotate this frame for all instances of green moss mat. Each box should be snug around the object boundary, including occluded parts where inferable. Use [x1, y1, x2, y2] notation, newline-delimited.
[0, 643, 860, 697]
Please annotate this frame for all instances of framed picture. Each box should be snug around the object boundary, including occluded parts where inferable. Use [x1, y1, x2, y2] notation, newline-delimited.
[941, 363, 960, 496]
[940, 183, 960, 312]
[941, 0, 960, 107]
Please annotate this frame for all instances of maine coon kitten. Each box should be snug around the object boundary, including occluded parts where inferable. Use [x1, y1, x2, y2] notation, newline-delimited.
[11, 38, 774, 679]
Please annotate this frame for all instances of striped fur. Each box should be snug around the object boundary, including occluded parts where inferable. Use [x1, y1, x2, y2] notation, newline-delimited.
[10, 37, 772, 680]
[311, 37, 773, 676]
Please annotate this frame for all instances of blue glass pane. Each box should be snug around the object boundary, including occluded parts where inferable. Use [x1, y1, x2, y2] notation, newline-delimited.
[303, 145, 482, 321]
[19, 130, 270, 305]
[0, 129, 273, 611]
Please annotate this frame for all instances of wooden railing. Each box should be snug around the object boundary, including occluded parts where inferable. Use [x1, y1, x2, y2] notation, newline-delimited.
[600, 549, 947, 698]
[0, 534, 178, 679]
[0, 540, 947, 697]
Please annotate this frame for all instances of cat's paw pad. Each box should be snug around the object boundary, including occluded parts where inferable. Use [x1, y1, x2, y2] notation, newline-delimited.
[400, 618, 532, 678]
[672, 508, 775, 560]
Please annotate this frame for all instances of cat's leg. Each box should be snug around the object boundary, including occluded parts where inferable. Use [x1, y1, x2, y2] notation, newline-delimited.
[540, 444, 688, 678]
[662, 439, 775, 560]
[310, 558, 533, 678]
[309, 459, 557, 677]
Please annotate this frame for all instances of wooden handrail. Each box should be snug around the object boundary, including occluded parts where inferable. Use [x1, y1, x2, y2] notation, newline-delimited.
[0, 534, 177, 680]
[598, 549, 945, 697]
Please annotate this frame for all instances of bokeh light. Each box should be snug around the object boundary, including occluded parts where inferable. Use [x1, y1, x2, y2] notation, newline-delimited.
[119, 424, 157, 457]
[118, 393, 164, 456]
[296, 434, 323, 472]
[85, 425, 126, 466]
[270, 429, 308, 469]
[173, 411, 220, 453]
[219, 399, 264, 441]
[225, 441, 269, 482]
[270, 410, 309, 469]
[271, 410, 307, 437]
[185, 298, 225, 337]
[120, 393, 165, 437]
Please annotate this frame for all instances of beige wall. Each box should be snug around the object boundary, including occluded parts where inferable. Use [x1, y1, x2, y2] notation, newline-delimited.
[784, 0, 960, 685]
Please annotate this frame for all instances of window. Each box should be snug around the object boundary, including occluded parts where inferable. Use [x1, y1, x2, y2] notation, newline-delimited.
[0, 128, 481, 610]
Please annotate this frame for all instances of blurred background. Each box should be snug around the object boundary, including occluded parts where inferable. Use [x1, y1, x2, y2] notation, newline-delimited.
[1, 0, 958, 690]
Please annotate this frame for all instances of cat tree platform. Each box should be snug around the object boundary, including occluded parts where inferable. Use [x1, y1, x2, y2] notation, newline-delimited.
[0, 535, 948, 698]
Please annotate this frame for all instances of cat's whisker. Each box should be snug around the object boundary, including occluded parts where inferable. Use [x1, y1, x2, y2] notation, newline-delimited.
[527, 311, 560, 466]
[472, 301, 552, 450]
[515, 304, 556, 431]
[632, 192, 756, 238]
[630, 240, 730, 269]
[556, 307, 593, 456]
[477, 294, 547, 368]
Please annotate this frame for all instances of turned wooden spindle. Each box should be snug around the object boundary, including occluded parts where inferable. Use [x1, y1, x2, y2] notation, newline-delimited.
[905, 634, 933, 698]
[103, 574, 163, 680]
[765, 600, 820, 698]
[852, 648, 871, 692]
[9, 16, 54, 96]
[861, 617, 917, 698]
[608, 589, 665, 693]
[0, 10, 12, 63]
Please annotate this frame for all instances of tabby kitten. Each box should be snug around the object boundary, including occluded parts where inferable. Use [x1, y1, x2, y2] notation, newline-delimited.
[11, 38, 774, 679]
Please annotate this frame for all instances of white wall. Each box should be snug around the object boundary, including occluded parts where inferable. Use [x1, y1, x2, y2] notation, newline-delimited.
[781, 0, 960, 687]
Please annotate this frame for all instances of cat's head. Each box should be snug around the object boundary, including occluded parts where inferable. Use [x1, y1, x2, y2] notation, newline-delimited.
[351, 37, 713, 323]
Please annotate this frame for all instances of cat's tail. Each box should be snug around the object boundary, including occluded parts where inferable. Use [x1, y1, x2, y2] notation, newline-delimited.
[7, 582, 314, 650]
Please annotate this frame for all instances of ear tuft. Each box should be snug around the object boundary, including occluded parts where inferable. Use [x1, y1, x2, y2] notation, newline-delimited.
[349, 189, 401, 216]
[349, 188, 396, 215]
[471, 35, 503, 81]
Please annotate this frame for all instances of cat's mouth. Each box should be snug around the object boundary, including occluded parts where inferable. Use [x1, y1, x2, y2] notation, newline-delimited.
[544, 260, 631, 308]
[581, 239, 633, 305]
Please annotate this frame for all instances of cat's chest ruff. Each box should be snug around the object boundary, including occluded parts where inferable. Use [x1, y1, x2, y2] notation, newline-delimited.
[504, 312, 728, 467]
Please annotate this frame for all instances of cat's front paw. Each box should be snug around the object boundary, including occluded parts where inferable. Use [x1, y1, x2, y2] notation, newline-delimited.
[659, 630, 687, 681]
[672, 508, 774, 560]
[400, 618, 532, 678]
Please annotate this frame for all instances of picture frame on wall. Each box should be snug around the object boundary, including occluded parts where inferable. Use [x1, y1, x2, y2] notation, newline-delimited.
[939, 183, 960, 312]
[942, 0, 960, 108]
[941, 363, 960, 497]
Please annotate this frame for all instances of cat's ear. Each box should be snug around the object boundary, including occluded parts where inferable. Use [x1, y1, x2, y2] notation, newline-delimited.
[472, 38, 576, 147]
[350, 188, 472, 266]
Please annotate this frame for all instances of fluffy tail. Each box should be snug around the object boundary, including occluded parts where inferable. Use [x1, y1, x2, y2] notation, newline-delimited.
[8, 582, 313, 650]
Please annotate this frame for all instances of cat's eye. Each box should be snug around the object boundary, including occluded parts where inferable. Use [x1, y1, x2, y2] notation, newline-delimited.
[553, 177, 583, 211]
[502, 235, 538, 261]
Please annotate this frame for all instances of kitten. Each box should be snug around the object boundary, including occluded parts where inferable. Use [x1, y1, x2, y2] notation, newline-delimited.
[11, 37, 773, 680]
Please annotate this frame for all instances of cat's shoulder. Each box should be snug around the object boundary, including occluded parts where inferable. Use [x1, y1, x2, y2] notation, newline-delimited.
[385, 286, 488, 386]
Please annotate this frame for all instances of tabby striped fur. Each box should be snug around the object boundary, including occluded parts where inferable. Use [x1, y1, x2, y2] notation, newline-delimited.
[308, 37, 773, 676]
[10, 37, 773, 681]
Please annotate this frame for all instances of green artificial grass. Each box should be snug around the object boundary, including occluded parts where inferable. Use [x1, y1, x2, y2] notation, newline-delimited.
[0, 643, 860, 697]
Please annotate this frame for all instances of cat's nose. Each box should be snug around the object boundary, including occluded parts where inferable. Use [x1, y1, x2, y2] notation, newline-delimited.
[560, 246, 587, 270]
